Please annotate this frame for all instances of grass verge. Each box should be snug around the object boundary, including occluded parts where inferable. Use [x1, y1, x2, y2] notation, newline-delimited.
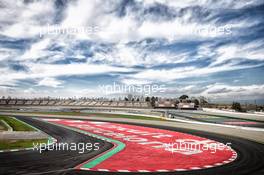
[0, 116, 35, 131]
[0, 139, 47, 150]
[0, 120, 7, 131]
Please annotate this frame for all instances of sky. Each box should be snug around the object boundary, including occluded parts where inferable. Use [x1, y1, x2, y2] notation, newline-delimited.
[0, 0, 264, 102]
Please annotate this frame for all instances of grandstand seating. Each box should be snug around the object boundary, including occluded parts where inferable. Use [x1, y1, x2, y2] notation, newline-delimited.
[16, 100, 25, 105]
[25, 100, 33, 105]
[0, 100, 7, 105]
[0, 98, 152, 108]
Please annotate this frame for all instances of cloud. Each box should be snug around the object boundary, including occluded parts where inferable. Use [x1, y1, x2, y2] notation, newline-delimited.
[206, 40, 264, 66]
[0, 86, 102, 98]
[158, 83, 264, 101]
[37, 77, 63, 88]
[21, 38, 52, 60]
[0, 47, 22, 61]
[126, 62, 263, 82]
[0, 62, 134, 87]
[91, 42, 191, 67]
[46, 0, 259, 44]
[138, 0, 261, 10]
[201, 84, 264, 100]
[0, 0, 55, 38]
[0, 0, 263, 100]
[120, 78, 152, 85]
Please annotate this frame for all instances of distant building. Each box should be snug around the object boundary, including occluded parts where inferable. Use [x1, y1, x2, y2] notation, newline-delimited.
[177, 102, 196, 110]
[155, 100, 176, 108]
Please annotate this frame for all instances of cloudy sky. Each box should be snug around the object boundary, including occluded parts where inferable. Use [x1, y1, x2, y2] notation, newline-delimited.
[0, 0, 264, 102]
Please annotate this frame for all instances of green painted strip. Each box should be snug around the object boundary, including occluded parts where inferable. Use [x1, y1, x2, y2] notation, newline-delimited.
[37, 118, 125, 168]
[80, 134, 125, 168]
[59, 124, 125, 168]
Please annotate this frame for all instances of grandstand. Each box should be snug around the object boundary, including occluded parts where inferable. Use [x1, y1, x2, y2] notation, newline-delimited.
[0, 98, 199, 109]
[0, 99, 7, 105]
[0, 98, 152, 109]
[178, 102, 196, 110]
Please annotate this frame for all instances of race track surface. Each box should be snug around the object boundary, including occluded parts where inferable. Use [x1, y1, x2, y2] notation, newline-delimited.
[168, 111, 264, 128]
[1, 116, 264, 175]
[0, 116, 113, 175]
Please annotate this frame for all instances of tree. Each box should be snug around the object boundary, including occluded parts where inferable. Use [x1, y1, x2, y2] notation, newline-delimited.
[124, 97, 129, 101]
[199, 96, 208, 106]
[174, 100, 180, 108]
[232, 102, 242, 112]
[150, 96, 156, 107]
[193, 99, 200, 106]
[179, 95, 189, 100]
[145, 96, 150, 102]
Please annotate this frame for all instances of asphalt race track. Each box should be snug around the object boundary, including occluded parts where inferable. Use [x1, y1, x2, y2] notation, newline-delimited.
[0, 116, 113, 175]
[1, 116, 264, 175]
[168, 111, 264, 128]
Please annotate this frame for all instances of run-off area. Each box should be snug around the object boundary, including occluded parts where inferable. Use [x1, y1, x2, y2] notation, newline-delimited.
[42, 118, 237, 172]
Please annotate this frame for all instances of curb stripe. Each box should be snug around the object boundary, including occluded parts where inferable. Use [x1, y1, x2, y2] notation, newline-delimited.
[97, 169, 109, 171]
[175, 169, 187, 171]
[138, 170, 150, 172]
[157, 170, 169, 172]
[118, 170, 130, 172]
